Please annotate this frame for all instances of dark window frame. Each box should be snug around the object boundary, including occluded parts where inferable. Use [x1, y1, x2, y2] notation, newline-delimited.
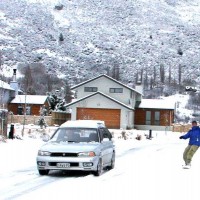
[145, 111, 151, 125]
[99, 128, 112, 141]
[109, 88, 123, 93]
[145, 110, 161, 125]
[154, 111, 160, 125]
[84, 87, 98, 92]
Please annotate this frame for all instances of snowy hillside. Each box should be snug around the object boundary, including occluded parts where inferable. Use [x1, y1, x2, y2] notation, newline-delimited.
[1, 0, 200, 85]
[163, 94, 194, 122]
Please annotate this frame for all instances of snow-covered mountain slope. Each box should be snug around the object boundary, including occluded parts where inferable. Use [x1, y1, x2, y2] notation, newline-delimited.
[1, 0, 200, 84]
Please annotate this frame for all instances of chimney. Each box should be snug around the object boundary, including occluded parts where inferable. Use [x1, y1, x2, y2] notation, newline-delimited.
[13, 68, 17, 81]
[10, 68, 19, 96]
[135, 80, 143, 94]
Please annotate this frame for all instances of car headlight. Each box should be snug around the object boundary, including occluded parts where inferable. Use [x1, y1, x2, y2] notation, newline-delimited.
[38, 150, 51, 156]
[78, 151, 95, 157]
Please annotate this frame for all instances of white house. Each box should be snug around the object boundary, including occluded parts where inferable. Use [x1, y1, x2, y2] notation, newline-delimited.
[65, 74, 143, 129]
[0, 69, 21, 109]
[0, 80, 15, 109]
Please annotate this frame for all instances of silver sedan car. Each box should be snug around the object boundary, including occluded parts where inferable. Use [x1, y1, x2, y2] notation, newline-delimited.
[37, 120, 115, 176]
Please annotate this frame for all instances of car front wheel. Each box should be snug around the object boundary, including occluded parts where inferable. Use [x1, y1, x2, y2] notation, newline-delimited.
[38, 169, 49, 175]
[93, 159, 102, 176]
[108, 152, 115, 170]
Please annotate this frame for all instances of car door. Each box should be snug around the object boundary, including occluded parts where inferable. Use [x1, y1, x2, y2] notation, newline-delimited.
[99, 128, 114, 166]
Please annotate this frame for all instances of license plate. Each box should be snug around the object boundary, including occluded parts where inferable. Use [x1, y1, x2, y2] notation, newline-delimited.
[57, 163, 70, 168]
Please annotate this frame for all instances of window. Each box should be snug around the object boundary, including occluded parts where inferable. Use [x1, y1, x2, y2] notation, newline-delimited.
[26, 106, 31, 115]
[154, 111, 160, 125]
[99, 128, 112, 141]
[109, 88, 123, 93]
[145, 111, 160, 125]
[146, 111, 151, 125]
[17, 106, 23, 115]
[84, 87, 98, 92]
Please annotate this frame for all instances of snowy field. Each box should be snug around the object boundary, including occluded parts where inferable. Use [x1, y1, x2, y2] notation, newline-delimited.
[0, 125, 200, 200]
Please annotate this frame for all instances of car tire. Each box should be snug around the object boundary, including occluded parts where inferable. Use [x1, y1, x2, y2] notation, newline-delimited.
[38, 169, 49, 175]
[108, 152, 115, 170]
[93, 159, 102, 176]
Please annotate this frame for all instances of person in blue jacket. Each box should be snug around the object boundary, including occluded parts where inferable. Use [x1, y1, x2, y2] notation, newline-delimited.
[179, 120, 200, 168]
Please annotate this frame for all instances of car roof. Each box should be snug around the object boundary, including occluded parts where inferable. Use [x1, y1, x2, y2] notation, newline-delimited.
[60, 120, 105, 128]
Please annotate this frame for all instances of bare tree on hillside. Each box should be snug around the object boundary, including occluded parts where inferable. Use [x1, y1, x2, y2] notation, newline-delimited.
[140, 68, 144, 83]
[153, 65, 157, 83]
[0, 51, 2, 70]
[160, 63, 165, 83]
[178, 64, 182, 86]
[143, 71, 148, 90]
[135, 71, 139, 83]
[63, 80, 72, 103]
[168, 66, 171, 84]
[46, 73, 53, 92]
[111, 63, 120, 80]
[150, 76, 154, 89]
[22, 65, 35, 94]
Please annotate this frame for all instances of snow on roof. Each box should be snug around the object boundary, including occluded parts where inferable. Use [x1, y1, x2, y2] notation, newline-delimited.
[0, 80, 15, 91]
[71, 74, 143, 95]
[10, 95, 48, 104]
[65, 91, 134, 110]
[138, 99, 175, 110]
[60, 120, 105, 128]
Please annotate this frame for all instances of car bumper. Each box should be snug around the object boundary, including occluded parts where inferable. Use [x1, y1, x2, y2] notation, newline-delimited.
[36, 156, 99, 171]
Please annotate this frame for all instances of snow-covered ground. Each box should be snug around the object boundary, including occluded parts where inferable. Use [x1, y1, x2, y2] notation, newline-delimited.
[0, 126, 200, 200]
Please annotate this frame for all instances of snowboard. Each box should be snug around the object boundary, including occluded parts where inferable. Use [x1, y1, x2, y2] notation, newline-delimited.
[182, 165, 191, 169]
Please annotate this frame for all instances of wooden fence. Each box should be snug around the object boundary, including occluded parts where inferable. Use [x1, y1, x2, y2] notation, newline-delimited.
[51, 112, 71, 126]
[7, 112, 71, 126]
[172, 124, 192, 133]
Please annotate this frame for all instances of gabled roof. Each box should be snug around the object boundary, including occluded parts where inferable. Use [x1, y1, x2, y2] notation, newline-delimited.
[65, 91, 134, 110]
[136, 99, 175, 110]
[10, 95, 48, 105]
[0, 80, 15, 91]
[71, 74, 142, 95]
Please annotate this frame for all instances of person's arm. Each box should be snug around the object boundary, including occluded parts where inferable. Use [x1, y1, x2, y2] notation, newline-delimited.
[180, 130, 191, 139]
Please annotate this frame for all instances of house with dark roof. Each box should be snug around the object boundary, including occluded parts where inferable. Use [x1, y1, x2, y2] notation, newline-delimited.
[65, 74, 175, 130]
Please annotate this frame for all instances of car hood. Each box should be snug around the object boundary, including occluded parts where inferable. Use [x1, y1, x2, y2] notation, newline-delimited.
[39, 141, 100, 153]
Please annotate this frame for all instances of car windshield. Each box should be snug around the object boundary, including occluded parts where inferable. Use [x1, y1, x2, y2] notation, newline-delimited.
[51, 128, 99, 143]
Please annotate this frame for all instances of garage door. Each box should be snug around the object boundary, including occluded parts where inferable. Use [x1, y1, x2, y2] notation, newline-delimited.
[77, 108, 120, 129]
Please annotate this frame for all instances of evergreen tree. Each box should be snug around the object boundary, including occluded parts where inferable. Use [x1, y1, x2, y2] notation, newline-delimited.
[59, 33, 64, 42]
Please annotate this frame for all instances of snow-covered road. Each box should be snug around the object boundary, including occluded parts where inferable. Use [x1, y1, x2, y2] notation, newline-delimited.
[0, 133, 200, 200]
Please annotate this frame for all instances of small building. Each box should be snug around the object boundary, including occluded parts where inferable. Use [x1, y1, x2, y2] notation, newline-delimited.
[8, 95, 50, 116]
[134, 99, 175, 130]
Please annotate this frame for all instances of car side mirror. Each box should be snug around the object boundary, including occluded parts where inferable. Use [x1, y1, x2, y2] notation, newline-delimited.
[102, 138, 109, 142]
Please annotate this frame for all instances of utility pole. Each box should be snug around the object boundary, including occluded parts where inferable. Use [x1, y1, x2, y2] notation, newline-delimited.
[21, 64, 31, 137]
[21, 93, 27, 137]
